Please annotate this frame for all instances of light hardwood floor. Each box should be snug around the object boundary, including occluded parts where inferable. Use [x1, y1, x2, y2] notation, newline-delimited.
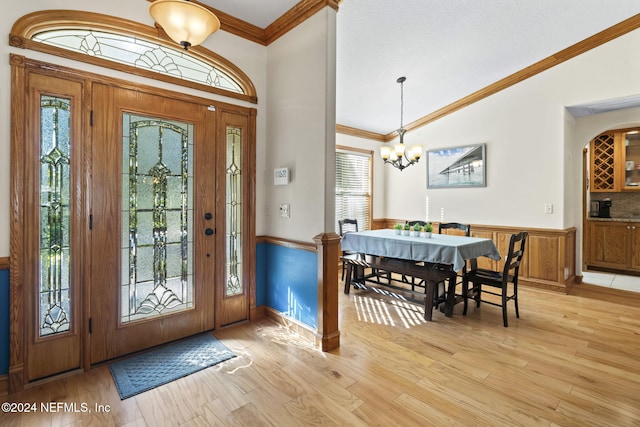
[2, 281, 640, 426]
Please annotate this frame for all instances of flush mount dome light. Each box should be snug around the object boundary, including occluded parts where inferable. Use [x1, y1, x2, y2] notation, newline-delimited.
[149, 0, 220, 50]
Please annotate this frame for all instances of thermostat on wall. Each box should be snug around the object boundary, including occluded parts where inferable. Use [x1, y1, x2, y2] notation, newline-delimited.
[274, 167, 290, 185]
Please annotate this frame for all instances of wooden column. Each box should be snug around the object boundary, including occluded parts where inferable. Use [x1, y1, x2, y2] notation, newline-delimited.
[313, 232, 341, 351]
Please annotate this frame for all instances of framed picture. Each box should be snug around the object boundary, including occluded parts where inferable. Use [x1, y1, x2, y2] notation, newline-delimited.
[426, 143, 486, 188]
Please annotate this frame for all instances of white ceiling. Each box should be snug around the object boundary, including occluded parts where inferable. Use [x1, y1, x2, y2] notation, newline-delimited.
[201, 0, 640, 135]
[201, 0, 299, 28]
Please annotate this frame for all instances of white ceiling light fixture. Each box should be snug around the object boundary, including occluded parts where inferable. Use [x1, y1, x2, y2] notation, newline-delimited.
[380, 77, 423, 171]
[149, 0, 220, 50]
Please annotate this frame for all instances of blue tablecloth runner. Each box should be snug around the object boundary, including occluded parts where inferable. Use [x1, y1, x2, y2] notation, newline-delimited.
[341, 229, 502, 271]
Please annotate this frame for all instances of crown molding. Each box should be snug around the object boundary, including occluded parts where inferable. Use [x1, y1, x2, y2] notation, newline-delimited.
[265, 0, 340, 45]
[335, 124, 386, 142]
[144, 4, 640, 142]
[380, 13, 640, 141]
[335, 13, 640, 142]
[150, 0, 339, 46]
[186, 0, 266, 45]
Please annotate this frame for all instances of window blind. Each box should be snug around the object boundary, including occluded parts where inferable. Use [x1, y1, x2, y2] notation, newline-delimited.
[335, 149, 372, 234]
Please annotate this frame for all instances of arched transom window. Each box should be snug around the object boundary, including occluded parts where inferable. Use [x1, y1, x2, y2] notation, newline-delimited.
[34, 30, 243, 94]
[10, 10, 257, 104]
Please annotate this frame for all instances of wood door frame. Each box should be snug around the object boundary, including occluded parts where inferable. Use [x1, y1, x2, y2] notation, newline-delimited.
[9, 54, 257, 392]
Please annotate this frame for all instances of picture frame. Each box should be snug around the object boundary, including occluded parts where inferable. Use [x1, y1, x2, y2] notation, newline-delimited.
[426, 143, 486, 188]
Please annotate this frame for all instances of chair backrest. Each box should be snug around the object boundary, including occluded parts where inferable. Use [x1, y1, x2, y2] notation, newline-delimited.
[338, 219, 358, 237]
[438, 222, 471, 237]
[406, 220, 427, 228]
[502, 231, 528, 279]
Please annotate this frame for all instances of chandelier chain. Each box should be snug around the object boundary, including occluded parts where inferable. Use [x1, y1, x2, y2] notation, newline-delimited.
[399, 78, 404, 129]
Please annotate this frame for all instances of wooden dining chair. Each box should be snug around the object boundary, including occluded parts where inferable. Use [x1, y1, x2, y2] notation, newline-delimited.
[407, 220, 427, 228]
[462, 231, 528, 327]
[435, 222, 471, 312]
[338, 219, 359, 280]
[438, 222, 470, 236]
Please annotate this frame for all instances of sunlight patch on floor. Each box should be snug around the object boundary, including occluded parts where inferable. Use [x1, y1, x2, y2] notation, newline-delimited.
[353, 294, 426, 328]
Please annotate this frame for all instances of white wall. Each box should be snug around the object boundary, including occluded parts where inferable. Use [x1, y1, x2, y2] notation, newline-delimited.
[338, 27, 640, 237]
[264, 9, 337, 241]
[1, 1, 268, 257]
[383, 81, 567, 228]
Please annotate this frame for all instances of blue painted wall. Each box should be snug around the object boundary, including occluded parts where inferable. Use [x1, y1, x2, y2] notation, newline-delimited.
[258, 243, 318, 329]
[256, 243, 267, 307]
[0, 269, 9, 375]
[0, 244, 317, 376]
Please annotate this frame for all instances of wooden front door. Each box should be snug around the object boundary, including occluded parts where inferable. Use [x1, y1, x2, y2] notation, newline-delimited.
[15, 61, 255, 386]
[89, 83, 217, 363]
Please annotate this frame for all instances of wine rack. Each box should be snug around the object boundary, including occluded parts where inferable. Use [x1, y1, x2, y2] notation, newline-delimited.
[591, 133, 616, 191]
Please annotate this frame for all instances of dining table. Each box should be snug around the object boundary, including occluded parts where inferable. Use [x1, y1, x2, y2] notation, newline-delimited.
[340, 228, 502, 320]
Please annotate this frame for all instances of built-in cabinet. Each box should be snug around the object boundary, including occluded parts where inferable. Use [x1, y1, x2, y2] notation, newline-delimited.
[587, 127, 640, 275]
[624, 131, 640, 188]
[591, 129, 640, 192]
[586, 220, 640, 272]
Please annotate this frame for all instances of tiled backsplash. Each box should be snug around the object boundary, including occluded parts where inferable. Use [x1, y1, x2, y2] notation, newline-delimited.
[591, 192, 640, 218]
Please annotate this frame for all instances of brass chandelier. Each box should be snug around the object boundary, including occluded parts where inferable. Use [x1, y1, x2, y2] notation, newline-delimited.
[380, 77, 423, 171]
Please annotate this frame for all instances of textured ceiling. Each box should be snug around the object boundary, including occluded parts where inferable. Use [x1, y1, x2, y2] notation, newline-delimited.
[201, 0, 640, 135]
[201, 0, 299, 28]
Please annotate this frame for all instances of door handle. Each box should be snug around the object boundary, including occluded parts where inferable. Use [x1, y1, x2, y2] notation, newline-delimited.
[205, 228, 214, 236]
[204, 212, 213, 220]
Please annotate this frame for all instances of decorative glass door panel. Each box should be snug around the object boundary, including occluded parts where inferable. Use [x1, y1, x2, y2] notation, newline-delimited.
[90, 83, 215, 363]
[121, 114, 194, 323]
[39, 96, 72, 336]
[216, 110, 252, 327]
[226, 127, 242, 297]
[24, 73, 83, 382]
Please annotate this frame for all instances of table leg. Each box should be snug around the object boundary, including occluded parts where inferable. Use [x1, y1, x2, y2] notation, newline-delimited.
[344, 262, 352, 294]
[423, 280, 435, 321]
[444, 276, 456, 317]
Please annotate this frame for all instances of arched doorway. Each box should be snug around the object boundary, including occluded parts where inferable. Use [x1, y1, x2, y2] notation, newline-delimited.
[573, 109, 640, 280]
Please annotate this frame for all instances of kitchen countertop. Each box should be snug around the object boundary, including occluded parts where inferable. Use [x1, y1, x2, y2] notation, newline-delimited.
[587, 216, 640, 222]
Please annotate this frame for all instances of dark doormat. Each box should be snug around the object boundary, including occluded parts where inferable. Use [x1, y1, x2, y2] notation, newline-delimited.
[109, 333, 236, 399]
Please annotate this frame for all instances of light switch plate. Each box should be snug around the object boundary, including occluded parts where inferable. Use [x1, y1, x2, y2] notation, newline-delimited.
[279, 203, 290, 218]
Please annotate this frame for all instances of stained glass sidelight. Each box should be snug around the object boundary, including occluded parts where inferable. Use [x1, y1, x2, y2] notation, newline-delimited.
[121, 114, 194, 323]
[33, 30, 244, 94]
[39, 96, 72, 336]
[226, 127, 243, 296]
